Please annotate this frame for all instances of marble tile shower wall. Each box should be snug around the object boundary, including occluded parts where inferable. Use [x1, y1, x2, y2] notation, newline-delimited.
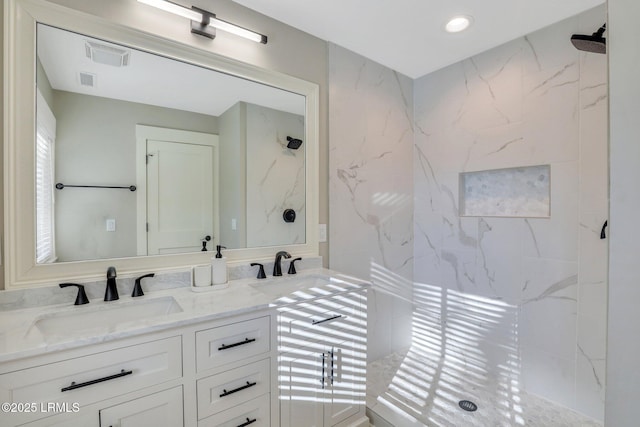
[328, 44, 415, 362]
[413, 6, 607, 421]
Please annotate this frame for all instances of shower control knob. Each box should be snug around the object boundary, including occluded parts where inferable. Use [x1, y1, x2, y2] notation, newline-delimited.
[283, 209, 296, 223]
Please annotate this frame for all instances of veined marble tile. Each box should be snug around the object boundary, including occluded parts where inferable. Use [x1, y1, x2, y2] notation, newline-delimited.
[245, 104, 305, 247]
[579, 86, 608, 214]
[521, 257, 579, 360]
[462, 123, 533, 173]
[521, 346, 576, 410]
[521, 162, 580, 262]
[329, 43, 414, 362]
[439, 174, 478, 252]
[457, 39, 523, 132]
[473, 218, 524, 303]
[522, 16, 580, 74]
[575, 350, 606, 421]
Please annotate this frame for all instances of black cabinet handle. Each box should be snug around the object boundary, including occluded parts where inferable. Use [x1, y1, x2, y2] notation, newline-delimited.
[237, 417, 257, 427]
[312, 314, 344, 325]
[220, 381, 257, 398]
[218, 338, 256, 351]
[61, 369, 132, 392]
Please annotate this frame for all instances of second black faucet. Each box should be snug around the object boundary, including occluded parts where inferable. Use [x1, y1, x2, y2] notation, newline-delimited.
[273, 251, 291, 276]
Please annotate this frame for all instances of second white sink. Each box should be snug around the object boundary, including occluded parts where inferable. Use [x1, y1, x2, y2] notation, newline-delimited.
[249, 274, 334, 298]
[31, 296, 183, 342]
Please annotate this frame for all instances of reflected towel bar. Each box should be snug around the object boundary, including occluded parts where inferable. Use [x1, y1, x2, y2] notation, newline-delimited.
[55, 183, 137, 191]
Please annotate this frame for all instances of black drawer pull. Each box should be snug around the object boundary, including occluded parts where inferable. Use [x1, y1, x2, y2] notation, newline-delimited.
[312, 314, 344, 325]
[238, 417, 257, 427]
[218, 338, 256, 351]
[61, 369, 132, 392]
[220, 381, 257, 398]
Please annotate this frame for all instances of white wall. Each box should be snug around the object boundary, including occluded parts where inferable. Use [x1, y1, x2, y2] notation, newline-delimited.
[605, 0, 640, 425]
[328, 44, 415, 362]
[413, 6, 608, 419]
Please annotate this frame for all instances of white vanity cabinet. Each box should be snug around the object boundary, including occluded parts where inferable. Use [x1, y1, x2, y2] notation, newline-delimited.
[99, 386, 184, 427]
[0, 335, 183, 427]
[194, 315, 274, 426]
[0, 311, 277, 427]
[278, 291, 368, 427]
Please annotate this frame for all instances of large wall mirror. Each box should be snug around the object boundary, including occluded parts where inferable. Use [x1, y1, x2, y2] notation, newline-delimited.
[4, 0, 319, 289]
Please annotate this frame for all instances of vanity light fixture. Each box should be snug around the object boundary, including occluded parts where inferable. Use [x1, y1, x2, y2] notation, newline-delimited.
[445, 15, 473, 33]
[137, 0, 268, 44]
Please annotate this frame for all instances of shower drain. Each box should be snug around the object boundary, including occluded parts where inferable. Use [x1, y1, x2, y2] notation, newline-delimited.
[458, 400, 478, 412]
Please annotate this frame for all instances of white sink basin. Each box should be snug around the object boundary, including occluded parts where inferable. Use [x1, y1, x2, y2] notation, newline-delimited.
[31, 296, 183, 341]
[249, 274, 334, 298]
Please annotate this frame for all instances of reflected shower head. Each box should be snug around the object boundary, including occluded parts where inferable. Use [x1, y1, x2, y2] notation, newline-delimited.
[571, 24, 606, 54]
[286, 136, 303, 150]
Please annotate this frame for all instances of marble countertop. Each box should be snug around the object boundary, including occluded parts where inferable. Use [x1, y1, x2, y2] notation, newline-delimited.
[0, 268, 370, 363]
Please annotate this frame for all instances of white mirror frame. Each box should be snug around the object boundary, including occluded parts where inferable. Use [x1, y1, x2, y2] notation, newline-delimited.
[3, 0, 319, 289]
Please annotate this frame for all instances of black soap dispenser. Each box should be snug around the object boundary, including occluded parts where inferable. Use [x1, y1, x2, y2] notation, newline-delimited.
[211, 245, 227, 286]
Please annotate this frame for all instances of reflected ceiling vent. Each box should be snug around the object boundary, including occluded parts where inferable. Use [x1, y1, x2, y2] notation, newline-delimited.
[85, 41, 131, 67]
[78, 72, 97, 88]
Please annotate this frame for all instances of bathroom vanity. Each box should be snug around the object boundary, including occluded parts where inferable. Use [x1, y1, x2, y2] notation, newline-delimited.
[0, 270, 369, 427]
[0, 1, 355, 425]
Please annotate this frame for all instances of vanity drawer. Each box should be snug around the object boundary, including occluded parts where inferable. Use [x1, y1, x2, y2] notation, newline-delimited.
[196, 316, 270, 372]
[0, 336, 182, 410]
[197, 358, 270, 420]
[198, 394, 270, 427]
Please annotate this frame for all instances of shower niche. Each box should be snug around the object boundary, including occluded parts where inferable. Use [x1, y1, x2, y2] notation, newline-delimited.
[459, 165, 550, 217]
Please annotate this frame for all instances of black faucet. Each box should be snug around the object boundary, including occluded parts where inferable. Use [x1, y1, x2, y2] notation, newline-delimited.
[105, 266, 119, 301]
[132, 273, 155, 297]
[59, 283, 90, 305]
[273, 251, 291, 276]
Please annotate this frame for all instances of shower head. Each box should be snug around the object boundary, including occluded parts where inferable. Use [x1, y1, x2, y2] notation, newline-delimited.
[571, 24, 606, 54]
[286, 136, 303, 150]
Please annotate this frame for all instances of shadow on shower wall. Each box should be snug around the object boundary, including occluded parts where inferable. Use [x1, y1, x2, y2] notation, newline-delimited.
[371, 277, 523, 426]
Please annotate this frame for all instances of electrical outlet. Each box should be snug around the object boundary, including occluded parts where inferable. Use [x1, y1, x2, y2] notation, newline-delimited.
[318, 224, 327, 243]
[231, 218, 237, 231]
[106, 219, 116, 232]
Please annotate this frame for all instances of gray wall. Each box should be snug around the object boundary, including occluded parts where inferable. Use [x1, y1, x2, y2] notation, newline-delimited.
[36, 58, 54, 107]
[606, 0, 640, 424]
[52, 90, 218, 261]
[219, 102, 247, 249]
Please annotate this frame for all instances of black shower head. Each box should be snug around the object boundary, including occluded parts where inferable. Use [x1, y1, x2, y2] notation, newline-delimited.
[571, 24, 606, 54]
[286, 136, 303, 150]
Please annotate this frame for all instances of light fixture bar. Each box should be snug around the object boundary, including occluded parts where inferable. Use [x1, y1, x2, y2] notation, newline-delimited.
[137, 0, 267, 44]
[138, 0, 201, 22]
[209, 16, 267, 44]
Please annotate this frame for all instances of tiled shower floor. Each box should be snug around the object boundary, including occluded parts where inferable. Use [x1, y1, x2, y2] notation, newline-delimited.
[366, 348, 603, 427]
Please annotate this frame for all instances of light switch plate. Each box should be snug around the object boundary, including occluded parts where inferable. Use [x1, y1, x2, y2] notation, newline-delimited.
[318, 224, 327, 243]
[106, 219, 116, 232]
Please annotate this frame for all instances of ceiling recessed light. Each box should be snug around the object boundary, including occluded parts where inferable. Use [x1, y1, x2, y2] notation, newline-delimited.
[445, 15, 473, 33]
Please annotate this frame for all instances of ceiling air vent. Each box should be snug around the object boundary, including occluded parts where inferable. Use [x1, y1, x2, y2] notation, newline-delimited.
[78, 72, 97, 88]
[85, 41, 130, 67]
